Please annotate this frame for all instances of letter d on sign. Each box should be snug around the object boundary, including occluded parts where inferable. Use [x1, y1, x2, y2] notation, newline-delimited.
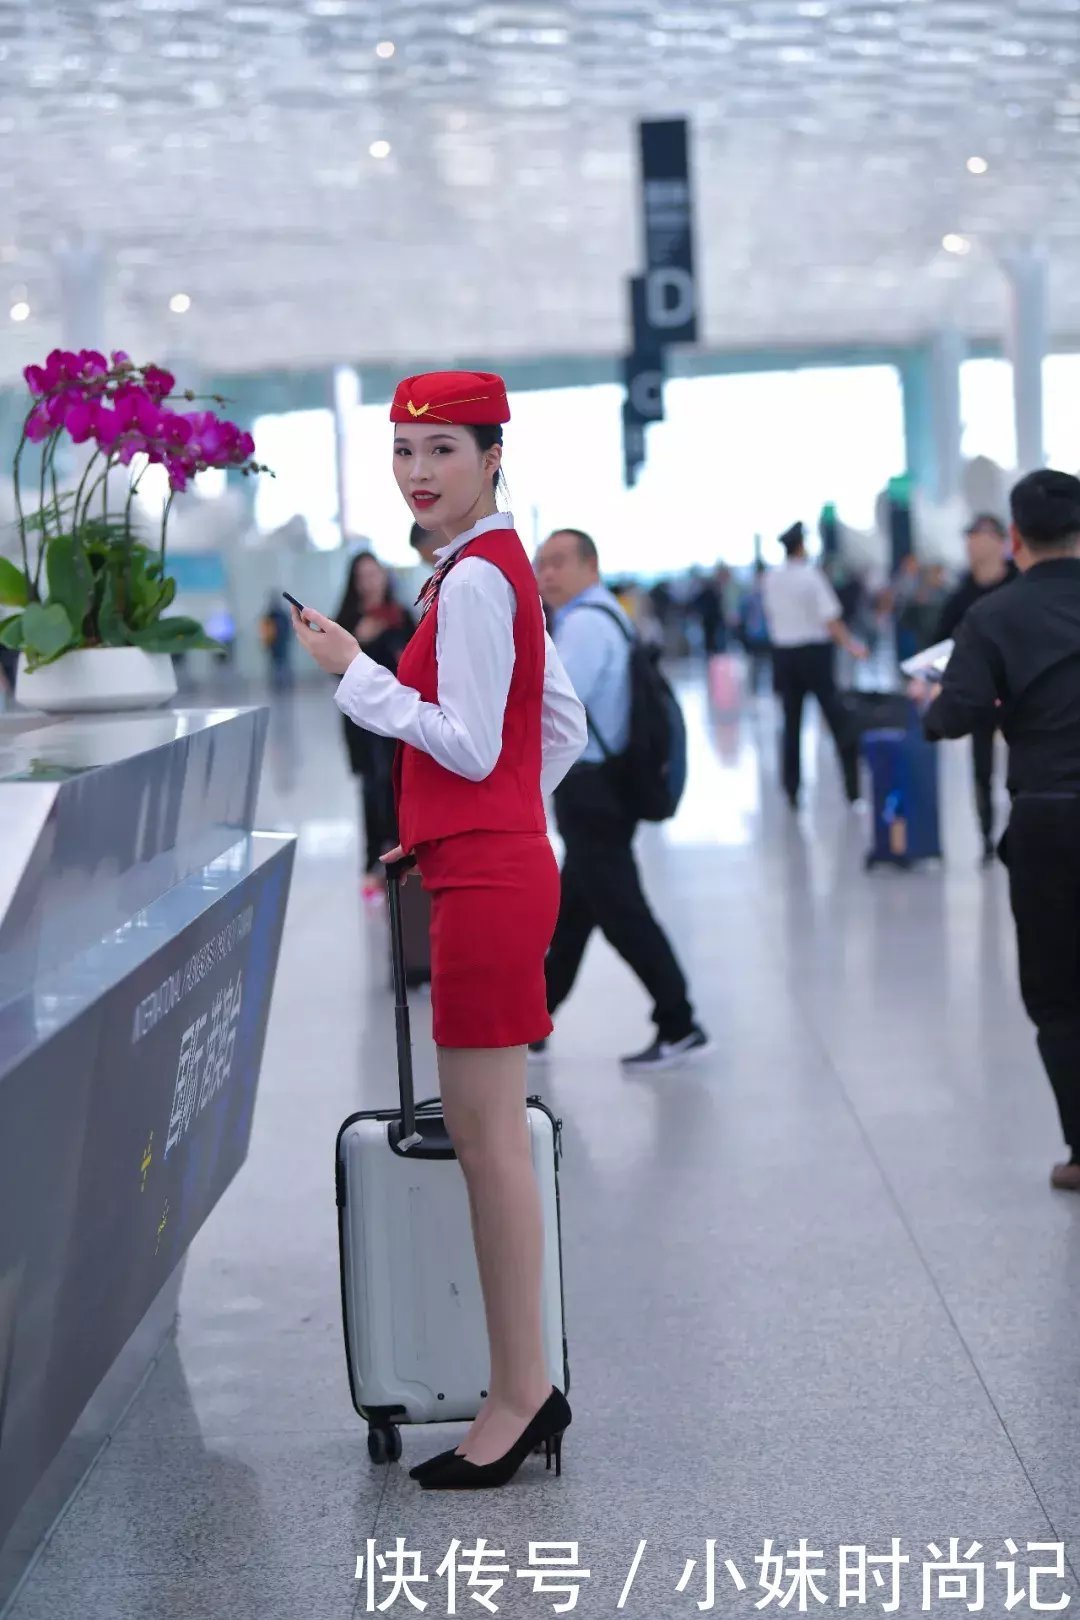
[646, 267, 695, 333]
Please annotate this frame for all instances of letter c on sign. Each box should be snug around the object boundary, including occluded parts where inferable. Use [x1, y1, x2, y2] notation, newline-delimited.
[630, 370, 663, 418]
[646, 267, 695, 330]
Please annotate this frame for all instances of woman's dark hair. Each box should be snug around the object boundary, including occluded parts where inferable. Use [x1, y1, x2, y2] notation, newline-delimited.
[1010, 469, 1080, 549]
[466, 423, 507, 496]
[335, 549, 393, 628]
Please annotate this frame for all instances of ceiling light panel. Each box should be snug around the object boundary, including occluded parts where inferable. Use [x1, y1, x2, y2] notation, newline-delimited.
[4, 0, 1080, 373]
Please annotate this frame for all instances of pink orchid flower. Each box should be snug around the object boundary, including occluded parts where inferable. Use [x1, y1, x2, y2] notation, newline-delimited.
[142, 366, 175, 403]
[94, 405, 124, 452]
[25, 402, 53, 443]
[64, 399, 98, 444]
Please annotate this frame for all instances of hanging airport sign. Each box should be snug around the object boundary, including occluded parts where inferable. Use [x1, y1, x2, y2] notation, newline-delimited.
[622, 401, 646, 489]
[638, 118, 699, 345]
[623, 275, 666, 427]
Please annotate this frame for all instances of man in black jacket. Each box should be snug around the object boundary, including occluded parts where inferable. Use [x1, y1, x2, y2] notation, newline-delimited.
[934, 514, 1018, 863]
[915, 470, 1080, 1191]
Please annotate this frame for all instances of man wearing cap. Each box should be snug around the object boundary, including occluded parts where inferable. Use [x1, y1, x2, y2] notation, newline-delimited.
[934, 514, 1018, 863]
[762, 521, 868, 809]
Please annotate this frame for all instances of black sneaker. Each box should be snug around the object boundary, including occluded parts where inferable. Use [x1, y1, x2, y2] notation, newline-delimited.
[621, 1026, 713, 1071]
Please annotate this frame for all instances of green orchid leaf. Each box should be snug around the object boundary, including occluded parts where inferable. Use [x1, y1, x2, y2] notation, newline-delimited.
[24, 643, 80, 671]
[97, 564, 129, 646]
[0, 557, 30, 607]
[45, 533, 93, 631]
[0, 613, 25, 649]
[22, 494, 77, 534]
[127, 617, 218, 654]
[21, 602, 75, 660]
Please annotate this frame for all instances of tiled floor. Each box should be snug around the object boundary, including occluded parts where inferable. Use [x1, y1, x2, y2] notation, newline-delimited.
[7, 669, 1080, 1620]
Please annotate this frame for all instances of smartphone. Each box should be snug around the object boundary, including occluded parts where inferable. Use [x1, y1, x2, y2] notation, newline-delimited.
[281, 590, 305, 615]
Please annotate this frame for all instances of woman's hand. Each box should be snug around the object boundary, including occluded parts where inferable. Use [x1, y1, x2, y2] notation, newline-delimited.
[289, 605, 361, 676]
[380, 846, 419, 879]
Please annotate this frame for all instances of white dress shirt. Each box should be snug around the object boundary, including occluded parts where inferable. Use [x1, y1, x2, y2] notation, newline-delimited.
[761, 558, 843, 648]
[334, 512, 587, 794]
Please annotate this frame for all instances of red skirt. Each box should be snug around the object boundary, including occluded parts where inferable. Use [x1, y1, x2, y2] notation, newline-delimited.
[413, 830, 560, 1049]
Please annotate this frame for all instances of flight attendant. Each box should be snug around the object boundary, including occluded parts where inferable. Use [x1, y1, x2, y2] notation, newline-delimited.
[290, 371, 587, 1488]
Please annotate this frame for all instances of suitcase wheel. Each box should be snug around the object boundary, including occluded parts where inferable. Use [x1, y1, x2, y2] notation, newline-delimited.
[367, 1424, 402, 1465]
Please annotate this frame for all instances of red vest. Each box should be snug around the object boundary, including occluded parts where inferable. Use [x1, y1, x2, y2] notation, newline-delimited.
[393, 527, 547, 852]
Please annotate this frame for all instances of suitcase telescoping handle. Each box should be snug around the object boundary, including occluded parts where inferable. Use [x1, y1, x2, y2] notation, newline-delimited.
[385, 856, 422, 1152]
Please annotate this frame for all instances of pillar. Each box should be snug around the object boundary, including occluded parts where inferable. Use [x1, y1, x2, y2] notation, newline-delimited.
[1003, 246, 1047, 475]
[333, 365, 359, 545]
[899, 332, 964, 506]
[928, 325, 965, 505]
[899, 346, 935, 498]
[54, 238, 107, 490]
[55, 235, 106, 353]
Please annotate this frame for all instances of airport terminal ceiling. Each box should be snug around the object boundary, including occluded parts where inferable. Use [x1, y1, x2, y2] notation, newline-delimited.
[4, 0, 1080, 379]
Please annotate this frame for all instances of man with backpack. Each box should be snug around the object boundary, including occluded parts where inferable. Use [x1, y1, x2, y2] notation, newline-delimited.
[534, 528, 710, 1070]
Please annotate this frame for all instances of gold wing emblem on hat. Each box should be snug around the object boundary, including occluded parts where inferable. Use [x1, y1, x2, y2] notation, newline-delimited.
[406, 394, 498, 424]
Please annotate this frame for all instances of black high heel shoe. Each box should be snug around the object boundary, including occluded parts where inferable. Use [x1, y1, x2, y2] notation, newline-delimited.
[409, 1447, 461, 1482]
[420, 1388, 571, 1491]
[410, 1438, 552, 1482]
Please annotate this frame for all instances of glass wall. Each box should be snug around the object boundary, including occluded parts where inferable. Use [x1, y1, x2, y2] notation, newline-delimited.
[339, 364, 905, 574]
[1043, 355, 1080, 473]
[216, 354, 1080, 572]
[959, 353, 1080, 474]
[252, 408, 338, 550]
[959, 358, 1016, 469]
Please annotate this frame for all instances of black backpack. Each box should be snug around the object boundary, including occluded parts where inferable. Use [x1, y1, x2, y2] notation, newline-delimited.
[571, 603, 688, 822]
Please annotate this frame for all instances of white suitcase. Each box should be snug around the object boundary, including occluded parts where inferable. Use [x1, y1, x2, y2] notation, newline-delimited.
[336, 859, 569, 1465]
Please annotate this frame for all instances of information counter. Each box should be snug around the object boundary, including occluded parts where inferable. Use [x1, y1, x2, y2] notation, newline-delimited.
[0, 707, 295, 1582]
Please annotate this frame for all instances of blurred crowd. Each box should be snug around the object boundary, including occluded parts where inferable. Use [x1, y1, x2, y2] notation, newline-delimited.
[596, 519, 1011, 685]
[252, 519, 1011, 705]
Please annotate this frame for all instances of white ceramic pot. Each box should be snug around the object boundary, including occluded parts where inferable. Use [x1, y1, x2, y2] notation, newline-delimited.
[15, 647, 178, 714]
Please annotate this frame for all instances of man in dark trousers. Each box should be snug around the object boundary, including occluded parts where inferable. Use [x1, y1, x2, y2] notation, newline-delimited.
[915, 470, 1080, 1192]
[934, 514, 1018, 863]
[535, 528, 710, 1071]
[762, 521, 868, 808]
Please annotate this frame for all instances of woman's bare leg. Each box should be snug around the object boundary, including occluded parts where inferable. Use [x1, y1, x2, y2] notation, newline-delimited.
[438, 1044, 552, 1466]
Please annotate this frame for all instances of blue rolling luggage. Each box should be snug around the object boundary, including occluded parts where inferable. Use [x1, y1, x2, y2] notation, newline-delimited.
[861, 707, 942, 869]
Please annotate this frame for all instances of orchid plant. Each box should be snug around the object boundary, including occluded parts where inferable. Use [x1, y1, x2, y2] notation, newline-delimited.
[0, 348, 269, 670]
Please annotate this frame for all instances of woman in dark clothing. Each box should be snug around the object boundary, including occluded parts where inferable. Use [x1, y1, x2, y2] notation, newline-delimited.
[334, 551, 415, 899]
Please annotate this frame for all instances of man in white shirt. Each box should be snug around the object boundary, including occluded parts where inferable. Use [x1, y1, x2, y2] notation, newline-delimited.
[762, 522, 867, 808]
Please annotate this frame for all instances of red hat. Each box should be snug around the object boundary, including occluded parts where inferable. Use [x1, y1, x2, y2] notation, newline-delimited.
[390, 370, 510, 426]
